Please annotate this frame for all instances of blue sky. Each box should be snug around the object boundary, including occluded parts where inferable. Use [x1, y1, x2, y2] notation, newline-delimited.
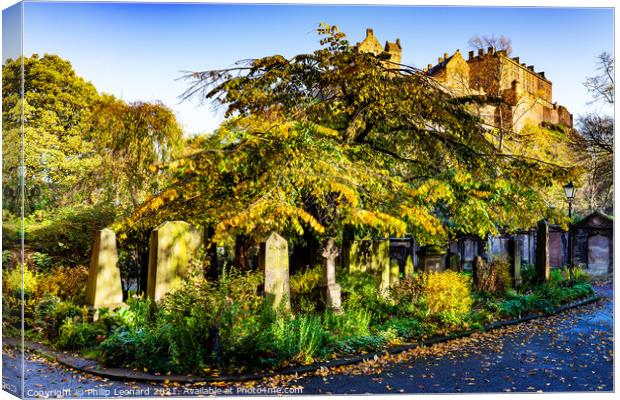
[7, 2, 616, 134]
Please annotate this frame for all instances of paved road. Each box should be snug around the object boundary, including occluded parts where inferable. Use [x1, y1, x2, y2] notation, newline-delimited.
[2, 284, 613, 397]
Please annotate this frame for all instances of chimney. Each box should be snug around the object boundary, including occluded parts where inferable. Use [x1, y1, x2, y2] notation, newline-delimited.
[527, 65, 534, 71]
[438, 56, 444, 63]
[478, 48, 484, 57]
[487, 46, 494, 54]
[539, 71, 545, 78]
[366, 28, 374, 36]
[396, 38, 401, 47]
[443, 52, 449, 60]
[468, 50, 474, 60]
[512, 56, 520, 63]
[428, 63, 433, 70]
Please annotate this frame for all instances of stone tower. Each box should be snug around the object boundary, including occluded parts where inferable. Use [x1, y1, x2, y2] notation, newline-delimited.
[357, 28, 402, 66]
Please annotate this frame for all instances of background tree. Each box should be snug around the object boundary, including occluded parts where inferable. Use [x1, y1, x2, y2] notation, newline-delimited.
[2, 54, 183, 287]
[2, 54, 99, 214]
[572, 51, 614, 214]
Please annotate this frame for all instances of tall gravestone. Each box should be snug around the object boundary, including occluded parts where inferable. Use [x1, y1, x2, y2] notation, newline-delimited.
[390, 258, 400, 286]
[147, 221, 203, 301]
[404, 255, 415, 277]
[535, 220, 550, 283]
[86, 228, 123, 309]
[508, 237, 522, 287]
[260, 232, 291, 312]
[321, 238, 341, 312]
[371, 240, 390, 273]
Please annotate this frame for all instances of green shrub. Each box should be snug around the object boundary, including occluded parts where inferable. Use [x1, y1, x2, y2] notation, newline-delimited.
[56, 318, 107, 350]
[331, 334, 388, 354]
[322, 308, 371, 339]
[24, 204, 116, 266]
[257, 314, 327, 366]
[30, 252, 53, 272]
[35, 295, 82, 340]
[377, 317, 426, 340]
[2, 250, 13, 268]
[100, 324, 173, 372]
[2, 265, 40, 329]
[520, 263, 537, 288]
[339, 272, 392, 322]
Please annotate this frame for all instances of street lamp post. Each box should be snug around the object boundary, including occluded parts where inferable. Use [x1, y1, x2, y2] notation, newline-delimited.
[563, 182, 575, 267]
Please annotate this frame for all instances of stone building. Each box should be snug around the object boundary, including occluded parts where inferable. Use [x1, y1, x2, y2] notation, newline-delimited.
[426, 47, 573, 132]
[356, 28, 402, 67]
[356, 28, 573, 132]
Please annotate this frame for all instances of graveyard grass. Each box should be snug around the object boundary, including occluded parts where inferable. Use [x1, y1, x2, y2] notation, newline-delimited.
[1, 24, 606, 379]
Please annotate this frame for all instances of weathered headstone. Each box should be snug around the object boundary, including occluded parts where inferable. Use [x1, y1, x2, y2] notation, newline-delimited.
[147, 221, 203, 301]
[260, 232, 291, 312]
[404, 255, 415, 277]
[535, 220, 550, 283]
[418, 245, 446, 273]
[390, 258, 400, 286]
[508, 237, 522, 287]
[321, 238, 341, 312]
[472, 256, 485, 289]
[371, 240, 390, 273]
[448, 253, 461, 271]
[86, 228, 123, 309]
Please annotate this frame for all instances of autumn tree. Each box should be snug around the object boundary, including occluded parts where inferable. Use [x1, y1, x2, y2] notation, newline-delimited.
[125, 25, 576, 260]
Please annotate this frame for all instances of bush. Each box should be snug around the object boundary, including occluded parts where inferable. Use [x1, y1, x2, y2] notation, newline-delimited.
[498, 282, 595, 318]
[422, 270, 473, 318]
[520, 263, 537, 288]
[377, 317, 427, 340]
[23, 204, 116, 266]
[389, 275, 425, 308]
[290, 265, 322, 313]
[2, 265, 40, 329]
[322, 308, 371, 339]
[35, 295, 82, 340]
[474, 257, 511, 293]
[56, 317, 107, 350]
[257, 314, 327, 366]
[30, 252, 53, 272]
[100, 323, 173, 372]
[339, 271, 392, 322]
[37, 265, 89, 303]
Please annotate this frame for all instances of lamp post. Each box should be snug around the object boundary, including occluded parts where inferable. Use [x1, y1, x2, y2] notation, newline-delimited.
[563, 182, 575, 267]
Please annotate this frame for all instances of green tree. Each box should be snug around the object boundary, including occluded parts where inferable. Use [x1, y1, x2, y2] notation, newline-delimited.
[125, 25, 576, 249]
[2, 54, 100, 214]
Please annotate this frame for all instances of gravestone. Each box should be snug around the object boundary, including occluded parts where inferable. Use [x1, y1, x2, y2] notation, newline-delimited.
[535, 220, 550, 283]
[390, 258, 400, 286]
[260, 232, 291, 311]
[147, 221, 203, 301]
[344, 240, 373, 273]
[86, 228, 123, 309]
[372, 240, 390, 273]
[404, 255, 415, 277]
[321, 238, 341, 312]
[508, 237, 522, 287]
[418, 245, 446, 273]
